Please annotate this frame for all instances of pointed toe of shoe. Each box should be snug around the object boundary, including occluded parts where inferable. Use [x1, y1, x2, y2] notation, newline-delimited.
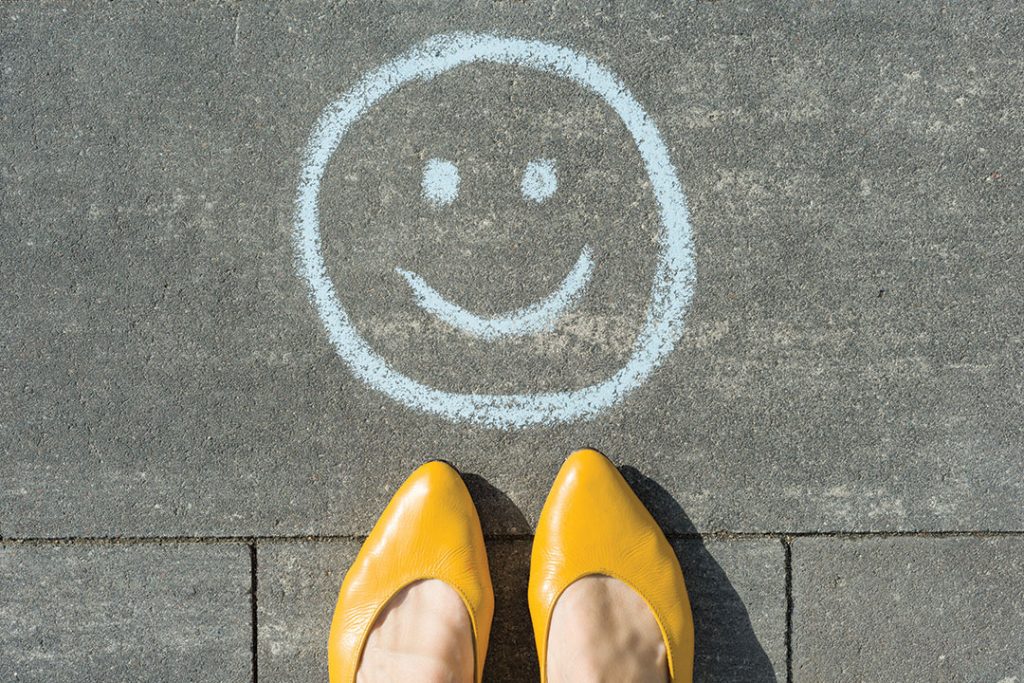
[528, 449, 694, 681]
[328, 461, 494, 682]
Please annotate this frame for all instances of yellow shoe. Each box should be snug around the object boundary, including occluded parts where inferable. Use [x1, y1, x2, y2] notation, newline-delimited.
[328, 461, 494, 682]
[529, 449, 695, 682]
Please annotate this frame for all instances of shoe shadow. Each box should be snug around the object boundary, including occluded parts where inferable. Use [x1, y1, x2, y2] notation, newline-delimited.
[619, 466, 779, 683]
[461, 473, 539, 682]
[462, 473, 532, 536]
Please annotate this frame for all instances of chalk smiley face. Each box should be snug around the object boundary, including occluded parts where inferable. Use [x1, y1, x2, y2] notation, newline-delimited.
[295, 33, 696, 428]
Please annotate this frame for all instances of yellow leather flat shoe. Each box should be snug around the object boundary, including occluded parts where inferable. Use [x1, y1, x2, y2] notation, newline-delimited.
[529, 448, 694, 682]
[328, 461, 494, 682]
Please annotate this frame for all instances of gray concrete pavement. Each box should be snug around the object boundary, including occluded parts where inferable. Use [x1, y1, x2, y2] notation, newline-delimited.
[2, 0, 1022, 680]
[792, 536, 1024, 681]
[0, 543, 252, 682]
[4, 0, 1022, 539]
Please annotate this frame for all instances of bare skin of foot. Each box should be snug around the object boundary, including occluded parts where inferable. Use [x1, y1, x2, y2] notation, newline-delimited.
[356, 575, 666, 682]
[546, 575, 669, 683]
[356, 579, 475, 683]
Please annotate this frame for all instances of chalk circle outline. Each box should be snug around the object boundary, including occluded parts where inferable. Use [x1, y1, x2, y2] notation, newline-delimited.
[294, 32, 696, 429]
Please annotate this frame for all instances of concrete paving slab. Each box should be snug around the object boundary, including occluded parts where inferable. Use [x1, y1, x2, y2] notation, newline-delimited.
[257, 536, 784, 681]
[0, 542, 252, 682]
[3, 0, 1023, 539]
[680, 538, 786, 681]
[792, 536, 1024, 682]
[255, 540, 359, 682]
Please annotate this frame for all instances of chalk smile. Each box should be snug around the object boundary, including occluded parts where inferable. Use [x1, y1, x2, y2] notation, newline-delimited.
[396, 245, 595, 340]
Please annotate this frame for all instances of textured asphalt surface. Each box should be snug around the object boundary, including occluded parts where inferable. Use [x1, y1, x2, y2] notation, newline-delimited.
[2, 1, 1023, 681]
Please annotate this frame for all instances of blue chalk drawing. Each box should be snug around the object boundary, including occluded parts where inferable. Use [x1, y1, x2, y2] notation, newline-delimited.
[521, 158, 557, 202]
[396, 245, 595, 340]
[422, 158, 460, 206]
[294, 32, 696, 428]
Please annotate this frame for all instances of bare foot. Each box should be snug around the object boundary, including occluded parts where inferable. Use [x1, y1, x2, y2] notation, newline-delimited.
[547, 575, 668, 683]
[356, 579, 474, 683]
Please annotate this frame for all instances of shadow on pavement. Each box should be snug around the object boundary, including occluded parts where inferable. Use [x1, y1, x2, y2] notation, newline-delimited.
[461, 472, 538, 681]
[620, 466, 778, 682]
[462, 473, 532, 536]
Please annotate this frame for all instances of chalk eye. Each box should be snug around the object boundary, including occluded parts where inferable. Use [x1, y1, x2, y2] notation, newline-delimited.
[422, 158, 459, 206]
[521, 159, 557, 203]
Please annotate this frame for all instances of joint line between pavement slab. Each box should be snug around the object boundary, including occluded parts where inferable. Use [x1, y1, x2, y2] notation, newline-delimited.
[2, 530, 1023, 546]
[784, 536, 794, 683]
[250, 543, 258, 683]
